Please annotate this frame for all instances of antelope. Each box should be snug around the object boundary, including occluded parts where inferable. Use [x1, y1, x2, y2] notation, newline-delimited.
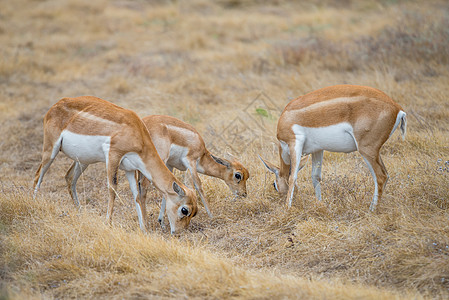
[33, 96, 198, 234]
[138, 115, 250, 225]
[259, 85, 407, 211]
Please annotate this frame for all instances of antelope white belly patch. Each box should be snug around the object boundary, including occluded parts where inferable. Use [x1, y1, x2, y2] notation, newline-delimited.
[167, 144, 189, 171]
[292, 123, 358, 154]
[120, 152, 153, 182]
[120, 152, 145, 172]
[60, 130, 110, 164]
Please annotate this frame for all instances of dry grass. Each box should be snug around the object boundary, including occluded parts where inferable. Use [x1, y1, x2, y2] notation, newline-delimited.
[1, 0, 448, 299]
[0, 191, 414, 299]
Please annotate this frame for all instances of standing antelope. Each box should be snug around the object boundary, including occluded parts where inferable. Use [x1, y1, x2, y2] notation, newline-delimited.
[260, 85, 406, 211]
[33, 96, 198, 234]
[138, 115, 250, 225]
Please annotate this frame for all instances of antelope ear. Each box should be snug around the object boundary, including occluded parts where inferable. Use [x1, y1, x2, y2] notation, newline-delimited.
[258, 155, 279, 176]
[211, 154, 231, 169]
[172, 181, 186, 197]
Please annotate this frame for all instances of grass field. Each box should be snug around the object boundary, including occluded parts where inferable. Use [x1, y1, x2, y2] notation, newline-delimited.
[1, 0, 448, 298]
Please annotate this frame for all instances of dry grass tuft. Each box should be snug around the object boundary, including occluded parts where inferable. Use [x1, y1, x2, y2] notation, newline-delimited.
[1, 193, 413, 299]
[276, 4, 449, 73]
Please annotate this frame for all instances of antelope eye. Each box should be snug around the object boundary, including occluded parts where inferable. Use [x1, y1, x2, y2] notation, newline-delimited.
[235, 173, 242, 181]
[273, 182, 278, 192]
[181, 207, 189, 216]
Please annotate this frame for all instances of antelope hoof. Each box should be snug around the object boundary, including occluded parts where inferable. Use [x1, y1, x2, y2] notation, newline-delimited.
[158, 218, 166, 229]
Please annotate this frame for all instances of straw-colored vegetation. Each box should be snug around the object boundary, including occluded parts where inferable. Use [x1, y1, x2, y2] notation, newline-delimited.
[1, 0, 448, 299]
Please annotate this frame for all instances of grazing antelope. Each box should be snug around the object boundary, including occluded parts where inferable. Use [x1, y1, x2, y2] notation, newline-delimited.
[138, 115, 250, 225]
[260, 85, 406, 211]
[33, 96, 198, 234]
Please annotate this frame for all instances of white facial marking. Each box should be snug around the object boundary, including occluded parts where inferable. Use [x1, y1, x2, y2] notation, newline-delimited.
[165, 200, 177, 234]
[291, 123, 358, 155]
[60, 130, 111, 164]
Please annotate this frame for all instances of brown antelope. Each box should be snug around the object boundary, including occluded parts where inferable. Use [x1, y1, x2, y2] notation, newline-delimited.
[260, 85, 406, 211]
[138, 115, 250, 225]
[33, 96, 198, 234]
